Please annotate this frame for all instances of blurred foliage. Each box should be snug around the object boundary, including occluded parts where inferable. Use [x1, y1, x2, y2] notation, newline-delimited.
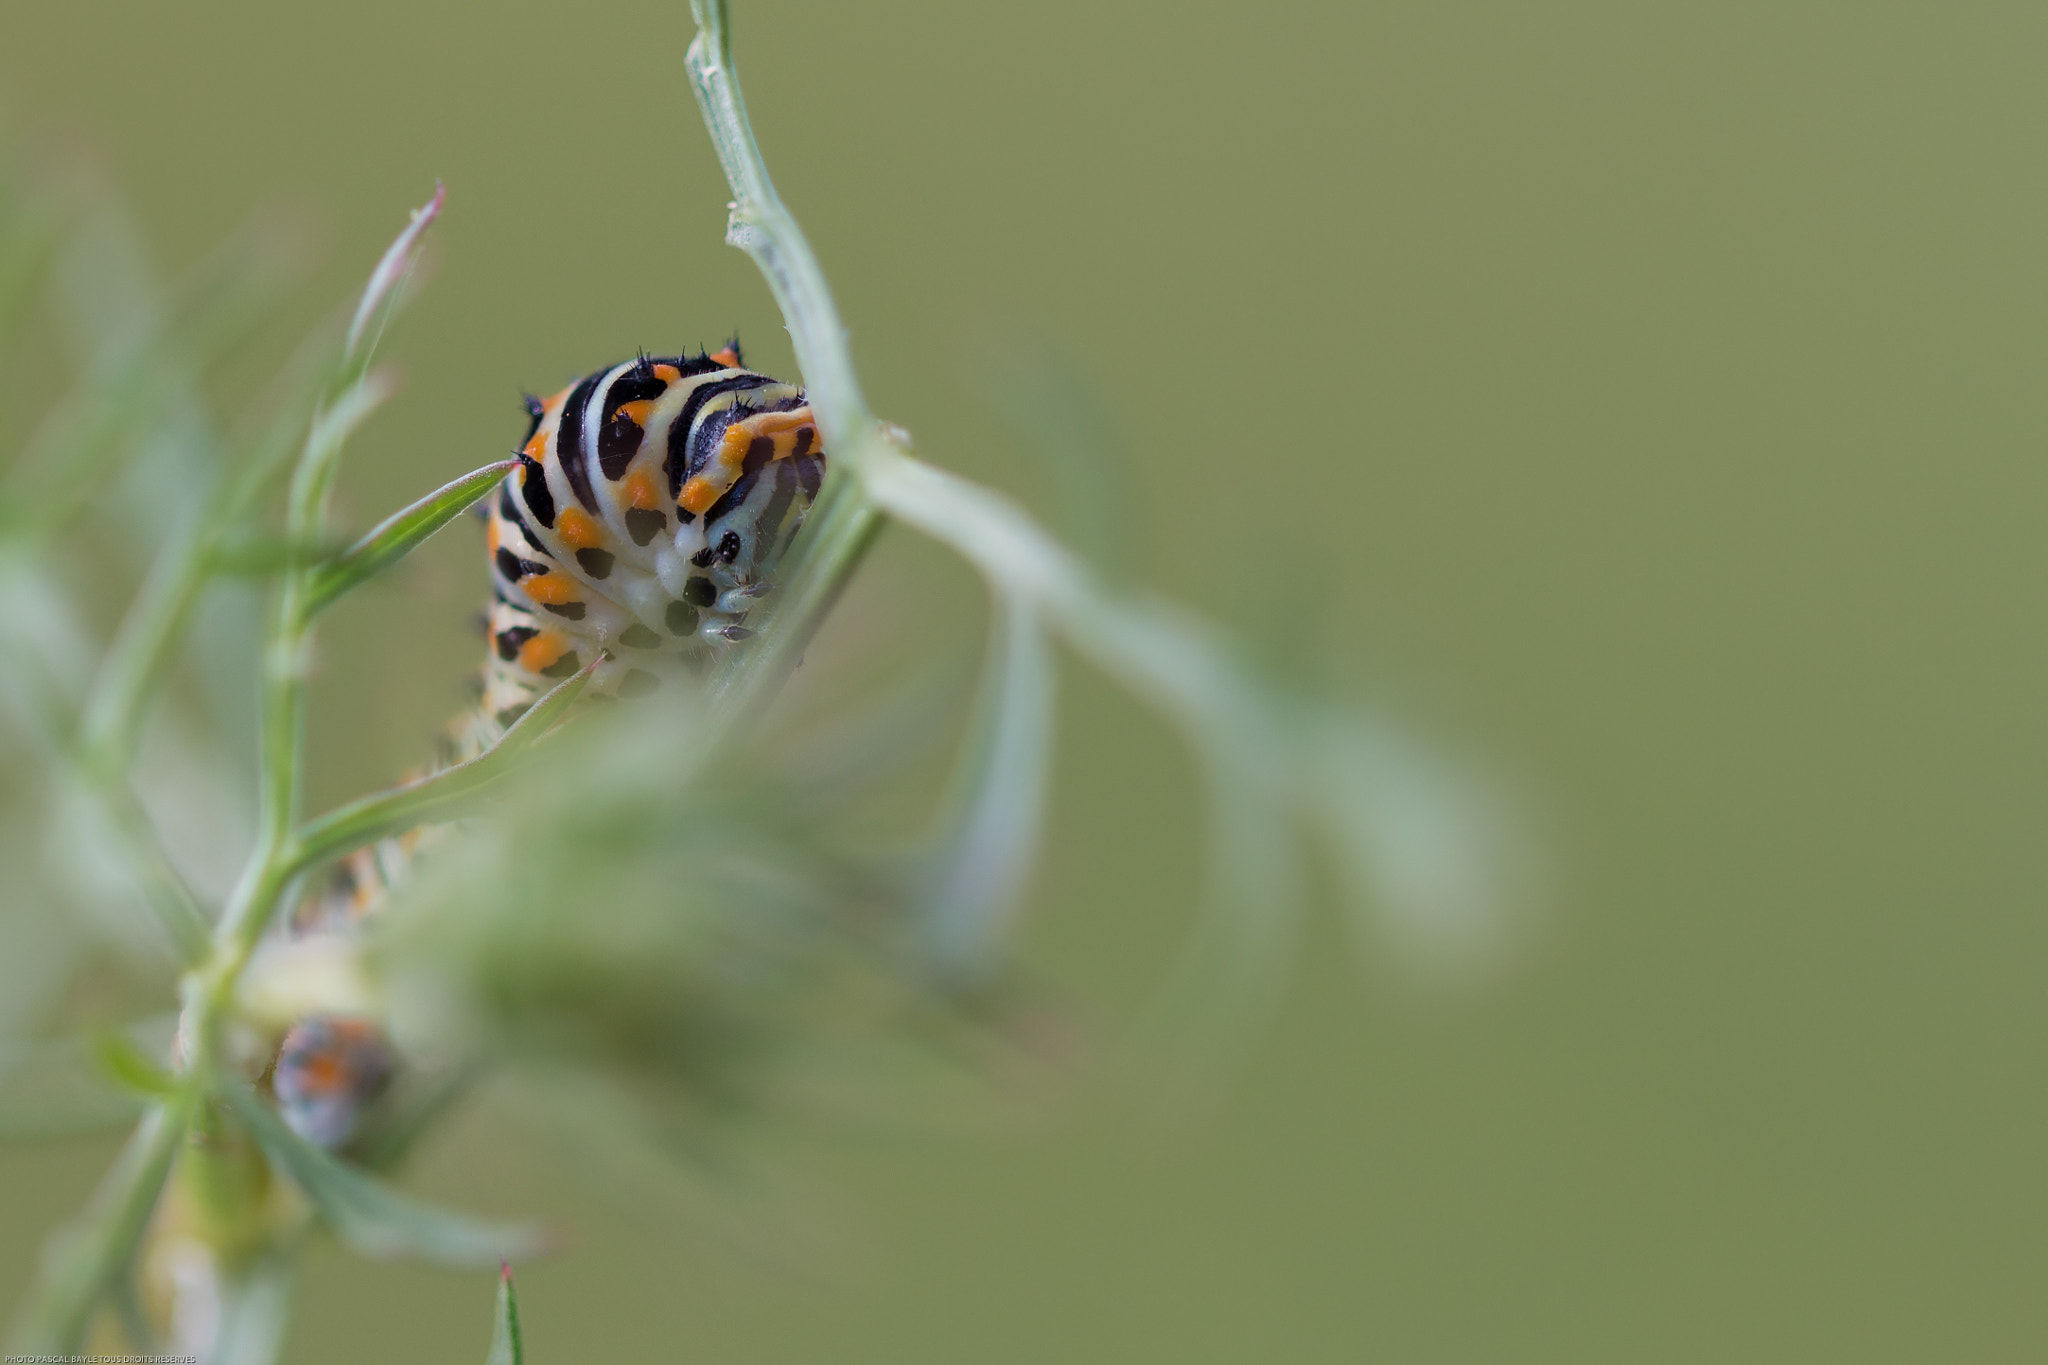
[11, 0, 2048, 1359]
[0, 2, 1513, 1359]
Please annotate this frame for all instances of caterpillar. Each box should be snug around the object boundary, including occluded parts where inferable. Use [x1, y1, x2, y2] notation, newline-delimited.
[269, 343, 825, 1147]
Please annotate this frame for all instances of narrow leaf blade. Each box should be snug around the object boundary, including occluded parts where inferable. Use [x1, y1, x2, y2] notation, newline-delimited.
[0, 1016, 176, 1139]
[285, 655, 598, 881]
[486, 1262, 524, 1365]
[305, 460, 516, 616]
[347, 183, 444, 364]
[918, 594, 1055, 978]
[221, 1079, 548, 1267]
[208, 533, 339, 579]
[93, 1029, 177, 1100]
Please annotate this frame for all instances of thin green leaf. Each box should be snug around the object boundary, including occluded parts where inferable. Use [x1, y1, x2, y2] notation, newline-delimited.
[1128, 732, 1304, 1104]
[918, 594, 1055, 979]
[1304, 711, 1522, 971]
[0, 1016, 174, 1139]
[60, 774, 213, 963]
[853, 452, 1334, 1093]
[283, 656, 597, 882]
[304, 459, 517, 617]
[220, 1079, 547, 1267]
[346, 183, 443, 366]
[286, 366, 401, 548]
[243, 364, 395, 853]
[92, 1029, 177, 1100]
[0, 1041, 142, 1139]
[208, 533, 341, 579]
[487, 1262, 524, 1365]
[109, 1272, 159, 1357]
[230, 196, 441, 954]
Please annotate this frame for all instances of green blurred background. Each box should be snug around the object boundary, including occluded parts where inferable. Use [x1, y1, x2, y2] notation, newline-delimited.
[5, 0, 2047, 1358]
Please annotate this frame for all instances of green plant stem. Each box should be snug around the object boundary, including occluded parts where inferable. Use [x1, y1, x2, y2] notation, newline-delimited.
[22, 199, 433, 1343]
[681, 0, 1263, 744]
[681, 0, 1319, 1058]
[682, 0, 1293, 752]
[16, 184, 518, 1348]
[687, 0, 890, 727]
[91, 778, 213, 961]
[686, 0, 869, 445]
[35, 342, 386, 1355]
[280, 656, 596, 883]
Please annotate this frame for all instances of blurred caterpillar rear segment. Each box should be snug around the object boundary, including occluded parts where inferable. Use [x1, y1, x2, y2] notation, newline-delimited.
[268, 346, 827, 1148]
[272, 1016, 394, 1150]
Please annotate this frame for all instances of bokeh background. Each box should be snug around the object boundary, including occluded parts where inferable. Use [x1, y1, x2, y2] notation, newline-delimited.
[4, 1, 2047, 1359]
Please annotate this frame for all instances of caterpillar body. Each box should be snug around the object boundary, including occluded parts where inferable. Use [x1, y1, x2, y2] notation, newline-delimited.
[476, 342, 823, 743]
[269, 344, 825, 1147]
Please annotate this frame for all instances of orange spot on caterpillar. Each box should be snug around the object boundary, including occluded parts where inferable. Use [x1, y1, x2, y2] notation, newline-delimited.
[709, 347, 741, 368]
[521, 573, 578, 606]
[652, 363, 682, 383]
[523, 429, 548, 458]
[518, 633, 570, 673]
[487, 518, 501, 552]
[679, 475, 720, 515]
[624, 471, 661, 510]
[612, 399, 654, 428]
[555, 507, 601, 549]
